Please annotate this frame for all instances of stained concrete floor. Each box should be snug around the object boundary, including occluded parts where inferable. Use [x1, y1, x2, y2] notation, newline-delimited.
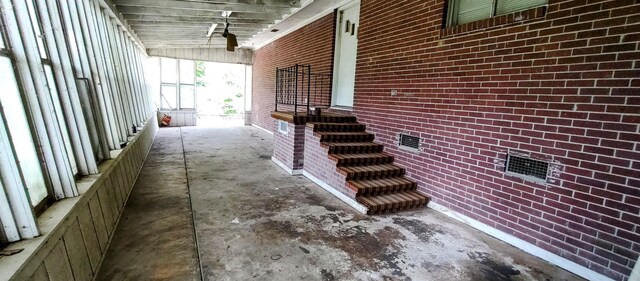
[97, 126, 585, 281]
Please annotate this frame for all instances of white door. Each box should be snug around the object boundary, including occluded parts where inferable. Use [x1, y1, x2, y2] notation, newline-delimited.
[333, 2, 360, 107]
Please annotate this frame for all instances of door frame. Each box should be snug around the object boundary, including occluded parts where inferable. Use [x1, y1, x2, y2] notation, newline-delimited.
[331, 0, 360, 109]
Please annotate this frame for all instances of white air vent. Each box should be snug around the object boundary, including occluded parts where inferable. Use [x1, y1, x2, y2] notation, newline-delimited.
[399, 133, 420, 151]
[278, 120, 288, 135]
[506, 154, 549, 182]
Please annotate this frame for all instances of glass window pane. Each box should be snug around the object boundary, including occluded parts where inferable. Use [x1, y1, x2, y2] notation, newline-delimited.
[161, 58, 176, 83]
[0, 56, 48, 206]
[180, 85, 195, 109]
[25, 0, 47, 59]
[43, 65, 78, 175]
[496, 0, 547, 15]
[161, 85, 177, 109]
[180, 60, 195, 84]
[455, 0, 493, 25]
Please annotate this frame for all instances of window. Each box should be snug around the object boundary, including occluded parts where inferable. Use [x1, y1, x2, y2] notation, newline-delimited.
[0, 0, 152, 244]
[161, 58, 177, 83]
[447, 0, 547, 26]
[161, 85, 177, 109]
[160, 58, 196, 110]
[26, 0, 78, 176]
[0, 56, 48, 207]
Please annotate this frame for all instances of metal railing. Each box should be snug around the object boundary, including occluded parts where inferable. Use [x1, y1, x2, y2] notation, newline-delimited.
[275, 64, 332, 115]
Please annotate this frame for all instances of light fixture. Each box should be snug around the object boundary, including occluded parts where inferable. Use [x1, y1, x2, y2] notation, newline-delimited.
[206, 23, 218, 37]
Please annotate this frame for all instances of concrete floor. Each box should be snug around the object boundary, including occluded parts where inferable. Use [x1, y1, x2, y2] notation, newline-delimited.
[97, 126, 584, 281]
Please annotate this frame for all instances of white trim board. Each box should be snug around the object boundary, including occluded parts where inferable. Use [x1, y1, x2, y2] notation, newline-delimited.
[630, 257, 640, 281]
[254, 0, 355, 50]
[271, 157, 302, 175]
[428, 201, 613, 281]
[303, 170, 367, 214]
[252, 124, 274, 135]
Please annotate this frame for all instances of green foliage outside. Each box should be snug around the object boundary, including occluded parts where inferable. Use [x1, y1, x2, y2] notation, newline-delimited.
[196, 61, 206, 87]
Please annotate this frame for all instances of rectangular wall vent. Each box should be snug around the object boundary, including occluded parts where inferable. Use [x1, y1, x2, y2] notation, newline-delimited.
[506, 155, 549, 181]
[399, 134, 420, 150]
[278, 120, 288, 135]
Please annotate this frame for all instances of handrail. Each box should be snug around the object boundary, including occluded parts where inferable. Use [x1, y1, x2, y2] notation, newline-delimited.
[274, 64, 331, 115]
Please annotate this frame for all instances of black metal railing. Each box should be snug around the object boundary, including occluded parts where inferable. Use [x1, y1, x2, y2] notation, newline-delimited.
[275, 64, 332, 115]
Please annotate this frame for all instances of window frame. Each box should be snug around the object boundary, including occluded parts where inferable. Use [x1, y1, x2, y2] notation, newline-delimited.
[160, 58, 196, 110]
[0, 0, 152, 245]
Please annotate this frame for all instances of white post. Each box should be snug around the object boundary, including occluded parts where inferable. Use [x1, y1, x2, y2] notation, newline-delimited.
[59, 0, 111, 161]
[36, 0, 93, 176]
[8, 0, 77, 198]
[74, 0, 119, 150]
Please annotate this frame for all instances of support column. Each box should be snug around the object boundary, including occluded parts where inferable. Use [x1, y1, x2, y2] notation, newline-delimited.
[271, 119, 305, 175]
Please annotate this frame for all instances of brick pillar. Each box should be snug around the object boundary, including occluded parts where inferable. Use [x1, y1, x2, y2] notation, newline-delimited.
[271, 119, 305, 175]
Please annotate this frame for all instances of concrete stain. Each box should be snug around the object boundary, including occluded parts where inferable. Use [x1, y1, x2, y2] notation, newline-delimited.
[321, 269, 337, 281]
[99, 126, 587, 281]
[467, 251, 521, 281]
[392, 217, 446, 244]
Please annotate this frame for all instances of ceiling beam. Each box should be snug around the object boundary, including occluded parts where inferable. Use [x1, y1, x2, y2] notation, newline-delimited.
[157, 0, 299, 7]
[138, 39, 257, 44]
[126, 19, 274, 26]
[146, 44, 229, 48]
[118, 7, 280, 20]
[113, 0, 297, 14]
[139, 38, 253, 43]
[133, 27, 266, 34]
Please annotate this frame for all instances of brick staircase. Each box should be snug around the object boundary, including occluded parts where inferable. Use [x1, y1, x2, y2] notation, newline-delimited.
[307, 120, 430, 215]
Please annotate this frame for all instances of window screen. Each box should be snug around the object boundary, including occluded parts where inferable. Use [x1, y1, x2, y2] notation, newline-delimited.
[449, 0, 548, 26]
[161, 58, 177, 83]
[180, 85, 195, 109]
[496, 0, 547, 15]
[180, 60, 195, 84]
[161, 85, 177, 109]
[455, 0, 493, 25]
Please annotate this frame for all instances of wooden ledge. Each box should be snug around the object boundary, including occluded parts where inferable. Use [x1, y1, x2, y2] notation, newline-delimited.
[271, 111, 356, 125]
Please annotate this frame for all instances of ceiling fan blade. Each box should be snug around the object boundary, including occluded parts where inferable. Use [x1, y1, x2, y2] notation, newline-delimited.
[226, 33, 238, 52]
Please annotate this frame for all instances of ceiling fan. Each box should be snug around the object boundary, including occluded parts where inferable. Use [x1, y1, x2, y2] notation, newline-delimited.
[206, 12, 238, 52]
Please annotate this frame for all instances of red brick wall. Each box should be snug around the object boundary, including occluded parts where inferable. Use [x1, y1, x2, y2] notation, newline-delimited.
[252, 14, 336, 132]
[353, 0, 640, 280]
[273, 120, 306, 171]
[303, 126, 356, 198]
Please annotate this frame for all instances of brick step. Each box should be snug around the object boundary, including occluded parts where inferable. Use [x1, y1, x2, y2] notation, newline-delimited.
[357, 191, 430, 215]
[338, 164, 405, 180]
[315, 132, 375, 143]
[347, 177, 417, 196]
[322, 116, 357, 123]
[329, 153, 394, 167]
[321, 142, 384, 154]
[307, 122, 366, 132]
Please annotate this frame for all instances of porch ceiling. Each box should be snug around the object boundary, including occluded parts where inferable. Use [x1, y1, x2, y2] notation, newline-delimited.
[113, 0, 302, 49]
